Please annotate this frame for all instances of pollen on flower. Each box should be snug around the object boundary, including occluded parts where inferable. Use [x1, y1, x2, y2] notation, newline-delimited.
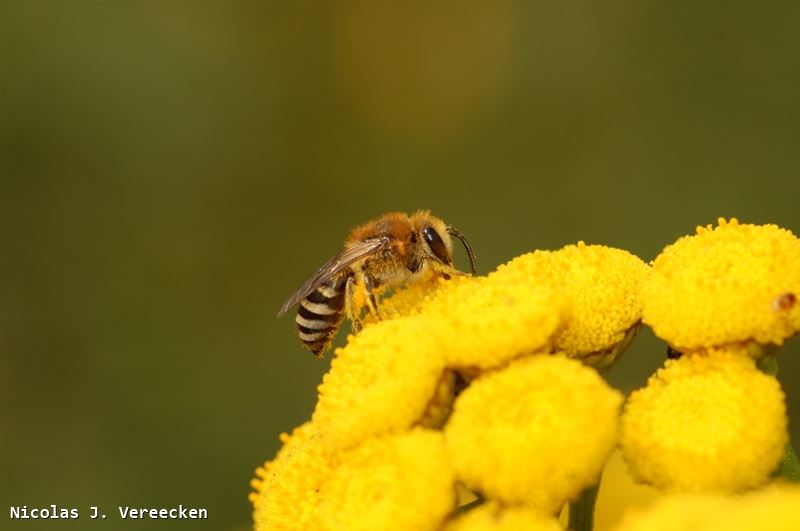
[251, 422, 333, 531]
[372, 269, 449, 319]
[620, 351, 788, 493]
[493, 244, 650, 369]
[313, 429, 455, 531]
[443, 502, 563, 531]
[642, 218, 800, 354]
[372, 268, 569, 371]
[312, 316, 449, 451]
[444, 355, 623, 512]
[425, 273, 568, 371]
[610, 487, 800, 531]
[250, 421, 317, 508]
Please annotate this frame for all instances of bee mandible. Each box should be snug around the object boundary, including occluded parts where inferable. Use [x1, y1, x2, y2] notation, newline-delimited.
[277, 210, 476, 357]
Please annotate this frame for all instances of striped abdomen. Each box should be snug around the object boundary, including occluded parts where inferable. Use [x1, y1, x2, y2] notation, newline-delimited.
[296, 277, 346, 357]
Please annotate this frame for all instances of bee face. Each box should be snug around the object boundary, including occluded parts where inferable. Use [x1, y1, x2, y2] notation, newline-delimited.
[411, 212, 455, 269]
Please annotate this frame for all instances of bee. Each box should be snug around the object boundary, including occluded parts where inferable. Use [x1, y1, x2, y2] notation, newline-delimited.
[277, 210, 476, 357]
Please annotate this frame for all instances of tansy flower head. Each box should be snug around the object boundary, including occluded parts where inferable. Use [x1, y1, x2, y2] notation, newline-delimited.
[251, 422, 332, 530]
[443, 502, 563, 531]
[425, 274, 568, 371]
[313, 429, 455, 531]
[373, 269, 568, 372]
[620, 350, 788, 493]
[493, 243, 650, 369]
[610, 487, 800, 531]
[312, 317, 448, 451]
[642, 218, 800, 355]
[313, 253, 571, 454]
[444, 355, 623, 511]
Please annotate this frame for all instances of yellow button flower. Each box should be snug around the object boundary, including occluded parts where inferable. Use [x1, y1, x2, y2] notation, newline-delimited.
[374, 268, 569, 371]
[426, 273, 568, 371]
[313, 267, 570, 453]
[643, 218, 800, 355]
[251, 422, 332, 531]
[443, 502, 563, 531]
[493, 243, 650, 369]
[312, 316, 449, 452]
[313, 428, 455, 531]
[445, 355, 623, 512]
[620, 351, 788, 493]
[256, 224, 800, 531]
[610, 487, 800, 531]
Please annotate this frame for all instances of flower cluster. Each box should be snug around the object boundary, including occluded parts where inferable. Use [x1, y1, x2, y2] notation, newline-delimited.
[251, 219, 800, 531]
[622, 219, 799, 496]
[251, 243, 647, 530]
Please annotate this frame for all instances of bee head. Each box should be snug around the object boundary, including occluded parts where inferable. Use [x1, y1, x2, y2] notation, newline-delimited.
[411, 211, 476, 274]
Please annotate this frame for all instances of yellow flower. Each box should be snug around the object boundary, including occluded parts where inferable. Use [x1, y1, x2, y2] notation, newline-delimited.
[443, 502, 563, 531]
[371, 268, 450, 319]
[610, 486, 800, 531]
[493, 243, 650, 369]
[312, 316, 449, 451]
[620, 351, 788, 493]
[642, 218, 800, 355]
[375, 269, 569, 372]
[425, 273, 568, 371]
[313, 265, 570, 452]
[251, 422, 332, 531]
[313, 428, 455, 531]
[445, 355, 623, 512]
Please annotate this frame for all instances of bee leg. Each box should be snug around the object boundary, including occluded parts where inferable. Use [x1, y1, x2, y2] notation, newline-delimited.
[345, 275, 364, 333]
[431, 261, 467, 280]
[363, 273, 382, 320]
[443, 265, 469, 279]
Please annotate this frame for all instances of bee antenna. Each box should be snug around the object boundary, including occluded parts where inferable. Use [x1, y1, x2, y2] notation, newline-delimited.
[447, 226, 476, 274]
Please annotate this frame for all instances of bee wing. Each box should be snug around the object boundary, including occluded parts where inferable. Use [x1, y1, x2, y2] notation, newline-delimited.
[277, 236, 390, 317]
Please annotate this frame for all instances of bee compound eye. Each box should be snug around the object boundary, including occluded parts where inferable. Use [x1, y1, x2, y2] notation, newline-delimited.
[422, 226, 450, 264]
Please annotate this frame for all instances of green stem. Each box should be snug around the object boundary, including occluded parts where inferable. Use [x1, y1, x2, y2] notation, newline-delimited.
[568, 478, 601, 531]
[775, 442, 800, 483]
[567, 370, 616, 531]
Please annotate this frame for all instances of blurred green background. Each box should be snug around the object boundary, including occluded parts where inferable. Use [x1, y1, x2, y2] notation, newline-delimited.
[2, 2, 799, 530]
